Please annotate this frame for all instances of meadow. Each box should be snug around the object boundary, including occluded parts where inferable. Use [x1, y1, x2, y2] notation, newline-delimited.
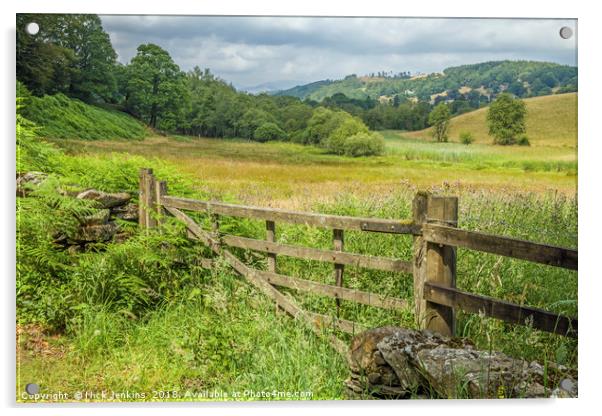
[17, 97, 578, 401]
[52, 130, 576, 210]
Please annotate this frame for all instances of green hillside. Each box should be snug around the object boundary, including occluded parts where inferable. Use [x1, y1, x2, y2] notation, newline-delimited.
[405, 92, 577, 147]
[21, 93, 147, 140]
[274, 61, 577, 103]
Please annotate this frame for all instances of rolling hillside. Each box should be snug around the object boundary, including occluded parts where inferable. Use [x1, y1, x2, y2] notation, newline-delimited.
[405, 93, 577, 148]
[274, 61, 577, 103]
[20, 92, 148, 140]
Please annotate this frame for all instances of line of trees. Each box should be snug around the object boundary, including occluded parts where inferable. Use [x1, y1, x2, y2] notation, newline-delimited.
[17, 14, 389, 156]
[16, 13, 542, 154]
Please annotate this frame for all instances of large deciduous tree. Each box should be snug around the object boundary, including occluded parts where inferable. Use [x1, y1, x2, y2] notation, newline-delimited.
[486, 93, 527, 145]
[16, 14, 117, 102]
[125, 44, 188, 130]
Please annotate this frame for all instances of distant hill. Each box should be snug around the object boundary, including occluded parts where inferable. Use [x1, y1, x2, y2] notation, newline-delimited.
[273, 61, 577, 104]
[405, 92, 577, 148]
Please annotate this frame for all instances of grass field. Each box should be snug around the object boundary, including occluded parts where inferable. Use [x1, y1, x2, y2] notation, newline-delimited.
[406, 93, 577, 147]
[18, 92, 578, 401]
[52, 131, 576, 211]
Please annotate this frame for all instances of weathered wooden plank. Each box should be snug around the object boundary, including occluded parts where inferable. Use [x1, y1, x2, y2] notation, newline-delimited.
[164, 206, 220, 252]
[138, 168, 153, 228]
[223, 251, 349, 354]
[161, 195, 419, 234]
[412, 192, 428, 329]
[154, 180, 167, 226]
[424, 282, 577, 338]
[266, 220, 276, 273]
[144, 171, 157, 229]
[424, 196, 458, 336]
[422, 224, 578, 270]
[220, 234, 412, 273]
[257, 269, 409, 311]
[164, 205, 350, 355]
[333, 228, 344, 314]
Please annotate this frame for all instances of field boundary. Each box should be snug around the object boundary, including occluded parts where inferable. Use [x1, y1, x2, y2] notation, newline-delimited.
[140, 168, 578, 353]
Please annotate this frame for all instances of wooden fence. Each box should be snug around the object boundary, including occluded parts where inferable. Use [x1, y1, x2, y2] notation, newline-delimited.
[139, 168, 577, 353]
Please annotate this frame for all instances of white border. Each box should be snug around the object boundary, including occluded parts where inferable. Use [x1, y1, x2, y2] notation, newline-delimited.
[3, 1, 601, 415]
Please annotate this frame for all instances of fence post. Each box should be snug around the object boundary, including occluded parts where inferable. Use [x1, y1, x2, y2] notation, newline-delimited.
[138, 168, 154, 229]
[154, 180, 167, 226]
[333, 228, 344, 317]
[266, 220, 276, 272]
[424, 195, 458, 336]
[412, 192, 428, 329]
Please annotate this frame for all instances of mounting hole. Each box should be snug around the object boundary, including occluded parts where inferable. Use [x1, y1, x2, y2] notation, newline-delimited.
[559, 26, 573, 40]
[25, 383, 40, 394]
[25, 22, 40, 36]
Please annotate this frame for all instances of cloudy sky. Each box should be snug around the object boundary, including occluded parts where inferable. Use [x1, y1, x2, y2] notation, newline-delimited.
[100, 16, 577, 90]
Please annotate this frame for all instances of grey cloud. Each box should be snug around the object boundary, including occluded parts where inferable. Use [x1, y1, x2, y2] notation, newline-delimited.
[99, 15, 577, 89]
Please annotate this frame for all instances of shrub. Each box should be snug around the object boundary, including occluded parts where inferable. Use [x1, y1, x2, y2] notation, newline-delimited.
[459, 131, 474, 145]
[253, 122, 286, 142]
[343, 132, 385, 157]
[324, 131, 385, 157]
[326, 117, 369, 146]
[517, 134, 531, 146]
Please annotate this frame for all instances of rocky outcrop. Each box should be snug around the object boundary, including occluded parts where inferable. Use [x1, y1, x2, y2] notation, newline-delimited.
[17, 171, 139, 251]
[16, 171, 48, 197]
[346, 327, 577, 399]
[76, 189, 131, 208]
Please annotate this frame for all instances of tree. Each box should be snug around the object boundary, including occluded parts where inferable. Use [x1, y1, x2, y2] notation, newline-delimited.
[125, 44, 187, 129]
[486, 93, 527, 145]
[253, 122, 286, 142]
[428, 102, 451, 142]
[16, 14, 118, 101]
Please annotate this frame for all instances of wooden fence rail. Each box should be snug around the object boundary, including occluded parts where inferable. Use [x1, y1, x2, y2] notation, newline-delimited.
[139, 169, 578, 351]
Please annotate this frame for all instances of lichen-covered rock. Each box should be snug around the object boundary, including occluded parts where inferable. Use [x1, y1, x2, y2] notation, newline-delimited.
[80, 209, 111, 226]
[16, 171, 48, 197]
[72, 222, 118, 243]
[76, 189, 131, 208]
[346, 327, 577, 399]
[111, 202, 139, 221]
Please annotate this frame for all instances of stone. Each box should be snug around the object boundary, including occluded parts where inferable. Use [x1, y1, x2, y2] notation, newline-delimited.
[76, 189, 131, 209]
[111, 202, 139, 221]
[80, 209, 111, 226]
[345, 327, 577, 399]
[16, 171, 47, 197]
[72, 222, 118, 243]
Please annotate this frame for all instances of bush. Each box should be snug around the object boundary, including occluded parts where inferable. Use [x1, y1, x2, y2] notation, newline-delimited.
[327, 117, 369, 145]
[325, 131, 385, 157]
[343, 132, 385, 156]
[517, 134, 531, 146]
[459, 131, 474, 145]
[253, 122, 286, 142]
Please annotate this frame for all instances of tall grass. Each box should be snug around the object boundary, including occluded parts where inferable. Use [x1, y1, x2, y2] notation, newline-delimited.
[17, 108, 577, 400]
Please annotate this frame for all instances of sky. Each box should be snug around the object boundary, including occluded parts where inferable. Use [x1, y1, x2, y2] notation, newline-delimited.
[100, 16, 577, 91]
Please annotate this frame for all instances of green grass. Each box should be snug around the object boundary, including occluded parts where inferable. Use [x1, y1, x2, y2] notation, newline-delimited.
[406, 93, 577, 147]
[17, 108, 578, 401]
[21, 93, 148, 140]
[50, 133, 577, 211]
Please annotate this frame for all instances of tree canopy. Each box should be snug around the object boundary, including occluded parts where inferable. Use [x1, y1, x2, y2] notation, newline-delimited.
[486, 93, 527, 145]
